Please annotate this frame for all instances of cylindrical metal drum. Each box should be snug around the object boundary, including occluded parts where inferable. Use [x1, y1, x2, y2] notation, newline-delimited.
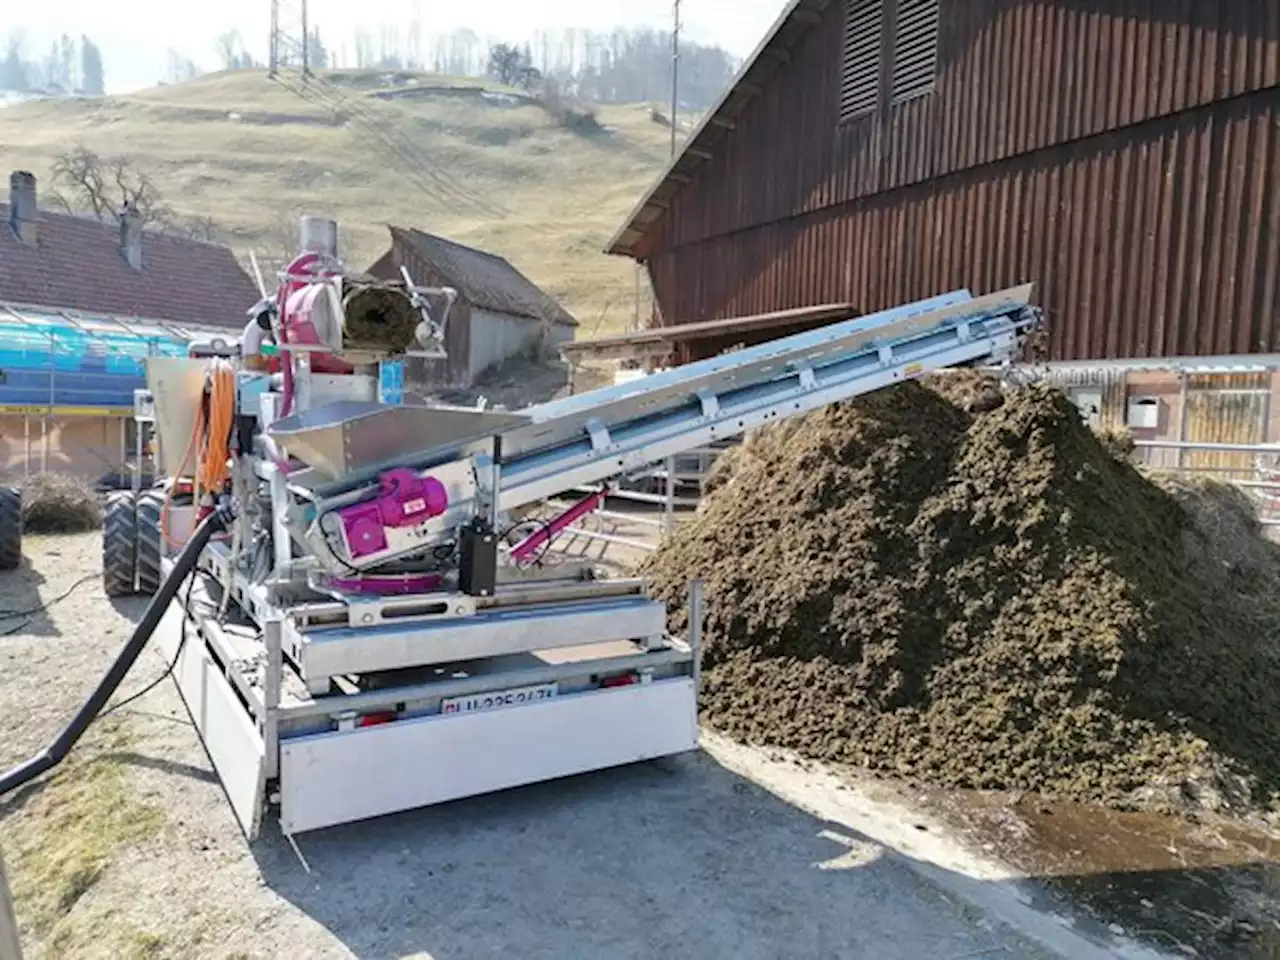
[299, 215, 339, 258]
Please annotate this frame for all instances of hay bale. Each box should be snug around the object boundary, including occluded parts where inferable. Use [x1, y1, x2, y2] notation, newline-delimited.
[22, 473, 103, 533]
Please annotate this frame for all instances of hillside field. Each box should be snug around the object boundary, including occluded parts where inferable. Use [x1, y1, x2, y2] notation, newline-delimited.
[0, 69, 675, 334]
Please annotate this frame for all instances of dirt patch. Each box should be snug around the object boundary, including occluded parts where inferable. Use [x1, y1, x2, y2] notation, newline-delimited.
[21, 474, 102, 533]
[645, 375, 1280, 819]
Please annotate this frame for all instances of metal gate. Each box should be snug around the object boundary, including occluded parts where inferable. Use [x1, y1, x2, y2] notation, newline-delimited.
[1180, 374, 1271, 482]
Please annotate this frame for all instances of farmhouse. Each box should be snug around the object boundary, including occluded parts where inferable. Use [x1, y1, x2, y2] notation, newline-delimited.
[0, 170, 258, 481]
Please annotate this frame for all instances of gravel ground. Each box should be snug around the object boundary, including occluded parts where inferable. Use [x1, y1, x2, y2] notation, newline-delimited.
[1, 533, 1094, 959]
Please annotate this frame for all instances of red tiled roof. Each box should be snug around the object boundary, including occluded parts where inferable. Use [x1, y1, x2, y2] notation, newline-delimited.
[0, 204, 261, 330]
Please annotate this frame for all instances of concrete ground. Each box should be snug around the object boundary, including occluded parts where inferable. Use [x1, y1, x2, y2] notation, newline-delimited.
[0, 533, 1167, 960]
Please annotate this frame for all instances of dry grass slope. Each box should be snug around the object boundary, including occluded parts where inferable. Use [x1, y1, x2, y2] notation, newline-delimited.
[0, 69, 672, 334]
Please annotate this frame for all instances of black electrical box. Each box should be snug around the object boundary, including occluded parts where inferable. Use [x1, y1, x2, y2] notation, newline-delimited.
[459, 519, 498, 597]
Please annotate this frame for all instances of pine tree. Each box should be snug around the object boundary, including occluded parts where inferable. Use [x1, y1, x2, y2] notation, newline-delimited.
[80, 36, 104, 95]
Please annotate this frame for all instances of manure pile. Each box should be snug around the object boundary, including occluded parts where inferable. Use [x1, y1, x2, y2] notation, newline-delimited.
[645, 374, 1280, 815]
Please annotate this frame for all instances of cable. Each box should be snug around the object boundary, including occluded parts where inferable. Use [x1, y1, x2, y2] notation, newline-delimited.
[0, 506, 230, 797]
[0, 573, 97, 621]
[99, 568, 198, 719]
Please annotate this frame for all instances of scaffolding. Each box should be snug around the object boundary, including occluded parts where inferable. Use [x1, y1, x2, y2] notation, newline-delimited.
[0, 301, 233, 482]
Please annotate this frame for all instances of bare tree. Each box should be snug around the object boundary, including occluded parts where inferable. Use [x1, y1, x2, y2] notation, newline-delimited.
[49, 145, 175, 226]
[487, 43, 524, 86]
[177, 214, 220, 243]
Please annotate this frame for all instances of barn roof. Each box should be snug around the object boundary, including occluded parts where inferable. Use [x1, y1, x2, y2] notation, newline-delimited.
[387, 226, 578, 328]
[0, 201, 260, 329]
[605, 0, 829, 260]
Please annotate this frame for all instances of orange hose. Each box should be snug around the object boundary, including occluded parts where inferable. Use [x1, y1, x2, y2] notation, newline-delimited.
[196, 360, 236, 497]
[161, 358, 236, 548]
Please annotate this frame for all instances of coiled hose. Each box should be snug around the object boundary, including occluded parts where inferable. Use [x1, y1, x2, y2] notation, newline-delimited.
[162, 358, 236, 548]
[0, 504, 230, 798]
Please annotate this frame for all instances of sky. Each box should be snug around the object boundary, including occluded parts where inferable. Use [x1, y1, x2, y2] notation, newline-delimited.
[13, 0, 786, 93]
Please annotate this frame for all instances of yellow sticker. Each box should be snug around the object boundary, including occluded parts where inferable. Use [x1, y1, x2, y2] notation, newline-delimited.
[904, 363, 925, 378]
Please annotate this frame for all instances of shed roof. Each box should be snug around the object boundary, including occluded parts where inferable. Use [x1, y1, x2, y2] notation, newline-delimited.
[560, 302, 856, 362]
[389, 226, 578, 328]
[0, 203, 260, 329]
[605, 0, 829, 260]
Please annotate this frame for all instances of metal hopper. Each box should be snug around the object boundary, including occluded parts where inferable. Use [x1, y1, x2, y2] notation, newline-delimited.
[267, 400, 530, 479]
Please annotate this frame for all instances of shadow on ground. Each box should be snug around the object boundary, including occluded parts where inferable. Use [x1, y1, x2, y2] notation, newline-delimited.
[246, 752, 1094, 960]
[0, 557, 57, 638]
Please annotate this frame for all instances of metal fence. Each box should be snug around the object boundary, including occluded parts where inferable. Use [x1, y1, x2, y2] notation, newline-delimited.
[1132, 439, 1280, 525]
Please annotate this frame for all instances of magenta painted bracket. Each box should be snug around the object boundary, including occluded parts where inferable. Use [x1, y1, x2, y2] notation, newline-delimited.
[510, 489, 606, 563]
[326, 573, 444, 596]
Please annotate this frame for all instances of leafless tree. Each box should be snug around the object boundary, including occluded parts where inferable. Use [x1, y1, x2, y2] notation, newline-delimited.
[49, 145, 175, 226]
[177, 214, 220, 243]
[47, 145, 225, 243]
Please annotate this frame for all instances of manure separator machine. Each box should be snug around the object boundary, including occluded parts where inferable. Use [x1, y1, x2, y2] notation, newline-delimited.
[0, 217, 1040, 840]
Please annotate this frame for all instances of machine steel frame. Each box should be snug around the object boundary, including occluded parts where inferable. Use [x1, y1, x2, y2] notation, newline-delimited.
[142, 283, 1039, 841]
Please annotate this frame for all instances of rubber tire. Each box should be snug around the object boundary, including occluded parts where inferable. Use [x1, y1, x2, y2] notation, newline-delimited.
[0, 487, 21, 572]
[134, 489, 165, 595]
[102, 491, 138, 597]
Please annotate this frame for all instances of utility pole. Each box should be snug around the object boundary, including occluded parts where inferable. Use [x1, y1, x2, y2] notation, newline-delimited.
[268, 0, 280, 77]
[669, 0, 681, 158]
[410, 0, 423, 70]
[301, 0, 310, 77]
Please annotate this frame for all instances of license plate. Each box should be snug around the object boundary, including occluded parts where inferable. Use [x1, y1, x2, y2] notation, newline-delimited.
[441, 682, 558, 716]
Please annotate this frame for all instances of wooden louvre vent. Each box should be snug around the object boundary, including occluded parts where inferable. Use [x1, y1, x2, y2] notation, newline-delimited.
[891, 0, 940, 103]
[840, 0, 883, 123]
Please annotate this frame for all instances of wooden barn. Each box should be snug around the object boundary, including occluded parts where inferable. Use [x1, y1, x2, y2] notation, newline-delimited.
[609, 0, 1279, 365]
[605, 0, 1280, 471]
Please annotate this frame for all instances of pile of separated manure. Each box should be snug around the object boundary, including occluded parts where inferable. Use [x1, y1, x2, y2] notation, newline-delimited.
[645, 374, 1280, 816]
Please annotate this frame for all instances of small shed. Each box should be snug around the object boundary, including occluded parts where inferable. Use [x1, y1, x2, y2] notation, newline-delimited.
[368, 226, 578, 388]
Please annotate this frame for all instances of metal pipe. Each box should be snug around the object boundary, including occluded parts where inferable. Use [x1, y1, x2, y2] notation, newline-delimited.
[663, 455, 676, 537]
[691, 578, 701, 691]
[1134, 439, 1280, 454]
[0, 505, 230, 798]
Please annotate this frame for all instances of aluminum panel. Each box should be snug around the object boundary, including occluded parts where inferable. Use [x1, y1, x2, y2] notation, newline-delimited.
[298, 596, 668, 679]
[279, 677, 699, 833]
[154, 602, 266, 840]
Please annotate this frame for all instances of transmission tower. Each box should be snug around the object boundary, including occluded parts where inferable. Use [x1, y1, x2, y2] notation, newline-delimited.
[301, 0, 310, 77]
[268, 0, 280, 77]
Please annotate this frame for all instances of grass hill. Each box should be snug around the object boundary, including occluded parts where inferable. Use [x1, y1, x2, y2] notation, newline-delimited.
[0, 69, 676, 335]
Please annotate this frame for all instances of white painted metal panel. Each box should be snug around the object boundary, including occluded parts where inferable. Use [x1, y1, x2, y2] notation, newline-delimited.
[279, 677, 698, 833]
[154, 603, 267, 840]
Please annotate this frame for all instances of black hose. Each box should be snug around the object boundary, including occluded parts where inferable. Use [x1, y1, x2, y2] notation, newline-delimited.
[0, 504, 230, 797]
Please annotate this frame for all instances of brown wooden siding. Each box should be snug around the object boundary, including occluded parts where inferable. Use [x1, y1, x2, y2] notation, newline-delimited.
[650, 0, 1280, 255]
[648, 86, 1280, 363]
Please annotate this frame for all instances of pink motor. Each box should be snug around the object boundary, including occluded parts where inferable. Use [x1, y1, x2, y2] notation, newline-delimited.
[338, 469, 449, 560]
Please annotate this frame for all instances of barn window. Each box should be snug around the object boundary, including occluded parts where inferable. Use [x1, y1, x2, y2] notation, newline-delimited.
[891, 0, 940, 103]
[839, 0, 884, 123]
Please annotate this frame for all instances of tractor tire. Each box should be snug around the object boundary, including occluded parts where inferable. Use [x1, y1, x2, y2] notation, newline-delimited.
[0, 486, 21, 572]
[102, 491, 138, 597]
[134, 489, 165, 595]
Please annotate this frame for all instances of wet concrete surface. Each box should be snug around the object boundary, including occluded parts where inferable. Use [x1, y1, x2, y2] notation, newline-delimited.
[918, 789, 1280, 958]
